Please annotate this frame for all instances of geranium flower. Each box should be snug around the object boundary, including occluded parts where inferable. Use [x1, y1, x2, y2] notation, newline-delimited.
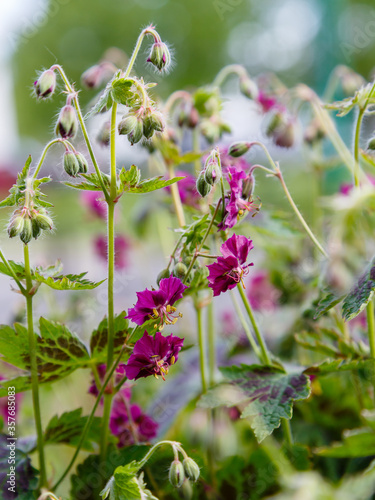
[256, 91, 279, 113]
[110, 392, 158, 447]
[219, 166, 255, 230]
[125, 331, 184, 381]
[207, 233, 254, 296]
[81, 191, 107, 219]
[126, 276, 188, 328]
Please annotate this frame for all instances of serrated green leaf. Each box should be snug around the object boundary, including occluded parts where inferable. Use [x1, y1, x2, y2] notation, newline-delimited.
[198, 364, 310, 442]
[119, 165, 141, 189]
[304, 358, 372, 375]
[0, 318, 90, 395]
[44, 408, 102, 451]
[295, 331, 342, 357]
[0, 194, 16, 207]
[126, 176, 184, 194]
[342, 256, 375, 321]
[0, 260, 27, 280]
[111, 78, 135, 106]
[65, 172, 110, 191]
[90, 312, 129, 362]
[33, 269, 105, 290]
[85, 86, 112, 119]
[314, 290, 345, 320]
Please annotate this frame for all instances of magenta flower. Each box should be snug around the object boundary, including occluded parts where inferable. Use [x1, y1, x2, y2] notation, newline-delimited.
[247, 270, 280, 311]
[126, 276, 188, 328]
[207, 233, 254, 296]
[125, 331, 184, 381]
[256, 91, 279, 113]
[81, 191, 107, 219]
[110, 393, 158, 447]
[95, 234, 131, 270]
[165, 171, 200, 209]
[0, 375, 22, 422]
[219, 166, 255, 230]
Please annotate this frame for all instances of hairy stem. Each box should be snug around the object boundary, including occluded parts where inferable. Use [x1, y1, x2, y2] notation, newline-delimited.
[196, 305, 207, 393]
[0, 248, 26, 294]
[281, 419, 294, 448]
[32, 139, 70, 179]
[24, 245, 47, 488]
[213, 64, 247, 88]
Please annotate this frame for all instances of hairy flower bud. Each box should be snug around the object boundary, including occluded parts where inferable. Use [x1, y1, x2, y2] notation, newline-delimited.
[128, 119, 143, 145]
[55, 105, 78, 139]
[368, 137, 375, 151]
[273, 121, 295, 148]
[169, 460, 185, 488]
[303, 119, 325, 145]
[34, 212, 53, 231]
[34, 69, 56, 99]
[63, 151, 80, 177]
[183, 458, 200, 482]
[204, 161, 221, 186]
[97, 121, 111, 147]
[265, 111, 284, 136]
[239, 76, 258, 100]
[196, 172, 212, 198]
[147, 41, 171, 72]
[20, 218, 33, 245]
[118, 115, 138, 136]
[242, 172, 255, 199]
[8, 216, 24, 238]
[173, 262, 188, 280]
[157, 268, 171, 285]
[75, 152, 88, 174]
[31, 217, 41, 239]
[228, 141, 251, 158]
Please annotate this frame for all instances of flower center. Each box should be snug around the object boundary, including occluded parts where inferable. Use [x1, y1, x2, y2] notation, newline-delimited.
[149, 304, 183, 330]
[150, 353, 176, 381]
[226, 264, 251, 289]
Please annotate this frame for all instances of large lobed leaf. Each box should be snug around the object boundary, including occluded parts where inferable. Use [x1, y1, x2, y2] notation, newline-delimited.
[342, 256, 375, 321]
[90, 311, 129, 362]
[199, 364, 311, 442]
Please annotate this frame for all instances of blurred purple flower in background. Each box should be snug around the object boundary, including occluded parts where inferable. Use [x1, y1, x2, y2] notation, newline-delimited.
[247, 270, 281, 311]
[95, 234, 131, 269]
[81, 191, 107, 219]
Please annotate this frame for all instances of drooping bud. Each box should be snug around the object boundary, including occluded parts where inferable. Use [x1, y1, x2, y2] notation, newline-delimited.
[242, 172, 255, 199]
[169, 460, 185, 488]
[97, 121, 111, 147]
[128, 119, 143, 145]
[228, 141, 251, 158]
[173, 262, 188, 280]
[147, 41, 171, 72]
[55, 105, 78, 139]
[273, 120, 295, 148]
[341, 69, 366, 96]
[34, 212, 53, 231]
[239, 76, 258, 100]
[81, 64, 111, 89]
[157, 268, 171, 285]
[182, 458, 200, 482]
[34, 69, 56, 99]
[63, 151, 80, 177]
[204, 161, 221, 186]
[196, 172, 212, 198]
[367, 137, 375, 151]
[118, 115, 138, 136]
[187, 106, 199, 128]
[75, 152, 88, 174]
[8, 216, 24, 238]
[31, 217, 42, 239]
[303, 119, 325, 145]
[265, 110, 284, 136]
[20, 218, 33, 245]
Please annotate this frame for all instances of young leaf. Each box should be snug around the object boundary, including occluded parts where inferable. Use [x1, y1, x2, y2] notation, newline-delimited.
[0, 318, 90, 395]
[342, 256, 375, 321]
[33, 270, 105, 291]
[313, 289, 345, 320]
[90, 312, 129, 363]
[198, 364, 310, 442]
[0, 260, 27, 280]
[44, 409, 102, 451]
[111, 78, 135, 106]
[65, 172, 110, 191]
[125, 176, 184, 195]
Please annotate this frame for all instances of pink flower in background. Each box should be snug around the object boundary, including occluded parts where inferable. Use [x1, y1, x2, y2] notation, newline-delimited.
[165, 171, 201, 209]
[340, 176, 375, 195]
[81, 191, 107, 219]
[95, 234, 131, 269]
[88, 364, 129, 399]
[207, 234, 254, 296]
[246, 270, 281, 311]
[256, 91, 279, 113]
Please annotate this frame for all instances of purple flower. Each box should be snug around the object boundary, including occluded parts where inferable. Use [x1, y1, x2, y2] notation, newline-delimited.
[88, 363, 129, 399]
[247, 270, 280, 311]
[256, 91, 279, 113]
[126, 276, 188, 328]
[207, 233, 254, 296]
[95, 234, 131, 270]
[165, 171, 201, 209]
[110, 395, 158, 447]
[219, 166, 255, 230]
[81, 191, 107, 219]
[125, 331, 184, 381]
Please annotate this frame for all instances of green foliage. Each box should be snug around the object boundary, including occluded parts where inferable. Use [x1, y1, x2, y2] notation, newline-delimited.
[199, 364, 310, 442]
[90, 311, 129, 362]
[342, 256, 375, 321]
[313, 290, 345, 320]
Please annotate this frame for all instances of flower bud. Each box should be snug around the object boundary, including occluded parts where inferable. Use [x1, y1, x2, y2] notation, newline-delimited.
[341, 69, 365, 96]
[149, 111, 165, 133]
[303, 119, 325, 145]
[182, 458, 200, 482]
[242, 173, 255, 199]
[31, 217, 41, 239]
[81, 64, 103, 89]
[142, 114, 155, 140]
[273, 121, 295, 148]
[34, 69, 56, 99]
[8, 216, 24, 238]
[181, 479, 193, 499]
[55, 105, 78, 139]
[157, 268, 170, 285]
[97, 121, 111, 147]
[118, 115, 138, 136]
[239, 76, 258, 100]
[187, 106, 199, 128]
[75, 152, 88, 174]
[204, 161, 221, 186]
[20, 218, 33, 245]
[169, 460, 185, 488]
[63, 151, 80, 177]
[368, 137, 375, 151]
[128, 119, 143, 145]
[196, 172, 212, 198]
[265, 111, 284, 136]
[34, 212, 53, 231]
[147, 41, 171, 72]
[173, 262, 188, 280]
[228, 141, 251, 158]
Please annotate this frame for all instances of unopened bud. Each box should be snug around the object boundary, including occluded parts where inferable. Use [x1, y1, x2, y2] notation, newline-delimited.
[266, 111, 284, 136]
[31, 218, 41, 239]
[75, 152, 88, 174]
[367, 137, 375, 151]
[97, 121, 111, 147]
[20, 218, 33, 245]
[196, 172, 212, 198]
[34, 69, 56, 99]
[204, 161, 221, 186]
[8, 216, 24, 238]
[187, 106, 199, 128]
[35, 212, 53, 231]
[128, 119, 143, 145]
[81, 64, 104, 89]
[273, 121, 295, 148]
[228, 141, 251, 158]
[173, 262, 188, 280]
[182, 458, 200, 482]
[169, 460, 185, 488]
[63, 151, 80, 177]
[304, 119, 325, 145]
[242, 173, 255, 199]
[55, 105, 78, 139]
[147, 42, 171, 72]
[239, 76, 258, 100]
[341, 70, 365, 96]
[157, 268, 170, 285]
[118, 115, 138, 136]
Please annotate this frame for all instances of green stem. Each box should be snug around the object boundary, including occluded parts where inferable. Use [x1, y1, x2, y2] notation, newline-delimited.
[195, 305, 207, 393]
[237, 284, 271, 365]
[207, 301, 216, 387]
[367, 300, 375, 405]
[353, 107, 365, 188]
[24, 245, 47, 488]
[32, 139, 69, 179]
[0, 248, 26, 294]
[281, 419, 294, 448]
[230, 290, 262, 360]
[167, 163, 186, 227]
[212, 64, 247, 88]
[53, 347, 126, 491]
